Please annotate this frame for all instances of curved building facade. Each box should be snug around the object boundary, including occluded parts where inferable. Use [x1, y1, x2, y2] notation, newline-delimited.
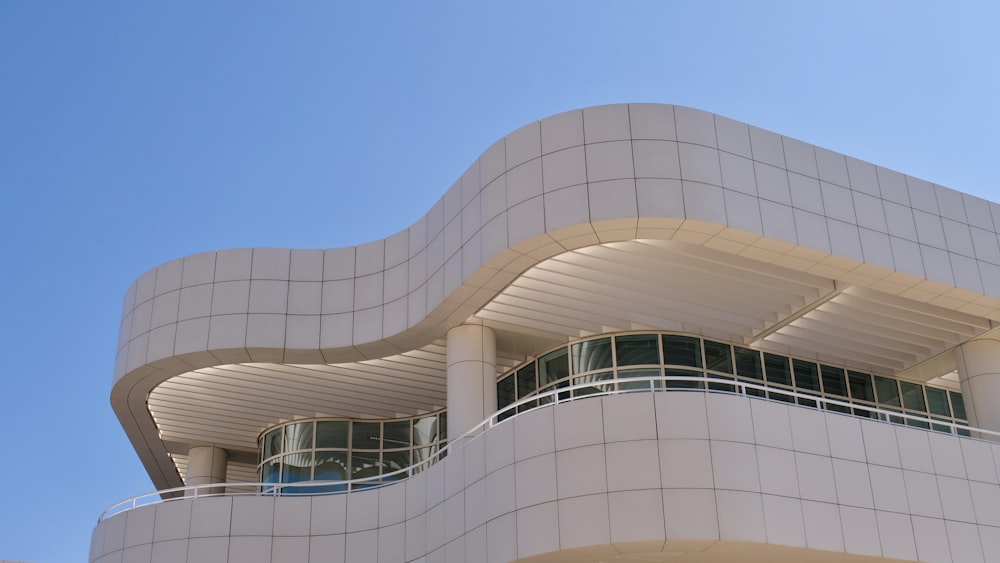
[92, 104, 1000, 563]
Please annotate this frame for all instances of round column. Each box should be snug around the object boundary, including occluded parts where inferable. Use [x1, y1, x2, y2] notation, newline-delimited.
[446, 324, 497, 442]
[954, 338, 1000, 437]
[185, 445, 228, 494]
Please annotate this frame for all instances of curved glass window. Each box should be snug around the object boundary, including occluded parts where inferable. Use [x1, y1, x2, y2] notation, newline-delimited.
[496, 331, 967, 433]
[257, 411, 446, 486]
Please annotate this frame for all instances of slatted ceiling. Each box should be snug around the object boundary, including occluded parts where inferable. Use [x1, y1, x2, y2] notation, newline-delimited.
[787, 317, 934, 357]
[139, 240, 999, 486]
[511, 270, 771, 330]
[762, 332, 908, 372]
[804, 309, 954, 349]
[635, 239, 836, 292]
[832, 292, 983, 336]
[562, 245, 823, 308]
[515, 265, 789, 324]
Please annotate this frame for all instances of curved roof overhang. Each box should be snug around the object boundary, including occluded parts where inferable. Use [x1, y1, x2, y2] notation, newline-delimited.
[110, 104, 1000, 489]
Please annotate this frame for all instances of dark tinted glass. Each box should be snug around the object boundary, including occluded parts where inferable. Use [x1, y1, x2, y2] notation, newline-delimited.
[703, 341, 733, 374]
[763, 353, 791, 386]
[664, 368, 704, 389]
[662, 335, 702, 367]
[617, 368, 661, 391]
[497, 375, 516, 410]
[316, 421, 348, 449]
[383, 421, 411, 449]
[925, 387, 951, 417]
[352, 422, 381, 450]
[516, 363, 537, 398]
[848, 371, 875, 402]
[734, 347, 763, 379]
[793, 360, 821, 392]
[412, 416, 439, 446]
[615, 334, 659, 366]
[950, 391, 967, 420]
[820, 366, 848, 397]
[874, 376, 900, 406]
[899, 381, 926, 411]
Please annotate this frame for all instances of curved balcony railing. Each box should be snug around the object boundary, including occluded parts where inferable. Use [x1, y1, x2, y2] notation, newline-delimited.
[98, 375, 999, 522]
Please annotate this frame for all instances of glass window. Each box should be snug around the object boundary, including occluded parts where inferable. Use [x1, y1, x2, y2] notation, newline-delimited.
[820, 365, 848, 397]
[350, 451, 381, 480]
[848, 371, 875, 402]
[538, 348, 569, 386]
[263, 428, 283, 459]
[734, 347, 763, 380]
[664, 368, 704, 389]
[793, 360, 821, 392]
[572, 337, 613, 373]
[874, 376, 901, 407]
[281, 453, 313, 483]
[284, 422, 314, 452]
[413, 415, 439, 446]
[950, 391, 967, 420]
[572, 371, 614, 396]
[383, 420, 411, 449]
[617, 368, 661, 391]
[497, 375, 516, 412]
[615, 334, 659, 366]
[352, 422, 381, 450]
[381, 450, 410, 479]
[763, 353, 792, 386]
[925, 387, 951, 417]
[314, 451, 348, 481]
[662, 335, 702, 368]
[316, 421, 348, 449]
[900, 381, 926, 412]
[261, 458, 280, 483]
[516, 363, 537, 398]
[704, 341, 733, 374]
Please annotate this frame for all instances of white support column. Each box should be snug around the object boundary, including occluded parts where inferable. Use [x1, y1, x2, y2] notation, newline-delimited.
[954, 338, 1000, 437]
[446, 323, 497, 442]
[185, 446, 228, 494]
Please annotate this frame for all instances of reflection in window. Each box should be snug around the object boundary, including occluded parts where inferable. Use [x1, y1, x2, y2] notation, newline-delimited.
[539, 348, 569, 386]
[663, 335, 702, 368]
[734, 347, 763, 380]
[573, 371, 614, 396]
[285, 422, 314, 452]
[900, 381, 926, 412]
[821, 366, 848, 398]
[848, 371, 875, 402]
[616, 334, 660, 366]
[316, 421, 348, 449]
[763, 353, 792, 386]
[926, 387, 951, 417]
[352, 422, 381, 450]
[704, 341, 733, 374]
[875, 376, 901, 407]
[572, 337, 612, 373]
[617, 368, 661, 391]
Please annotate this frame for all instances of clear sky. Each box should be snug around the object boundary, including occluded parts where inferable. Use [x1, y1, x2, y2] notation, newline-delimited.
[0, 2, 997, 561]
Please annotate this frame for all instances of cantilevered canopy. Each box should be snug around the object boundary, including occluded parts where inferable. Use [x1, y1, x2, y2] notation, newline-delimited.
[111, 104, 1000, 489]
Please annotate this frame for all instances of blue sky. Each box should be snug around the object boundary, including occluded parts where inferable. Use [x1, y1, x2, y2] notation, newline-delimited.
[0, 2, 998, 561]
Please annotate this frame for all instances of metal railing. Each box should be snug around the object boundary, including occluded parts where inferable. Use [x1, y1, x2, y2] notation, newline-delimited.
[98, 375, 996, 522]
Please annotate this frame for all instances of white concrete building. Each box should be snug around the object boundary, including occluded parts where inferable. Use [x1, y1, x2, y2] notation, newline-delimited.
[91, 104, 1000, 563]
